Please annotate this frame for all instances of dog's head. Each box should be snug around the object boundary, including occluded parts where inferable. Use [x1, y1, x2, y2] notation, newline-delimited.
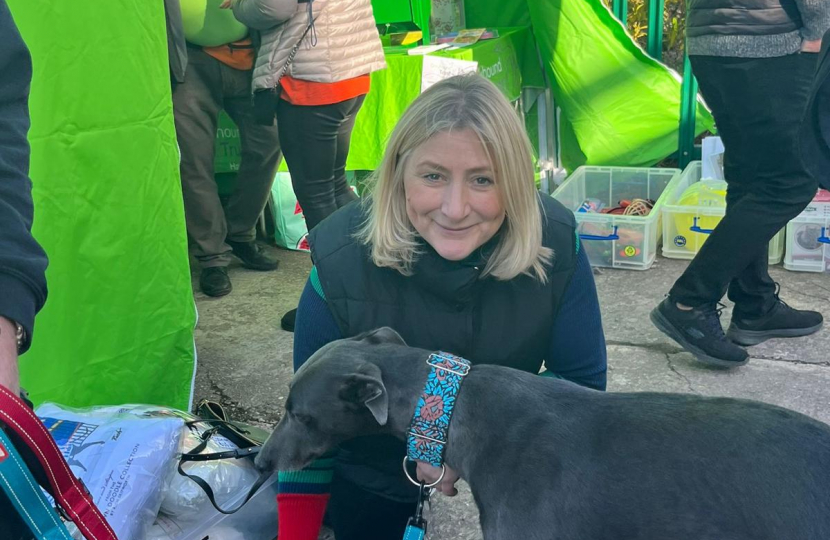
[255, 327, 406, 472]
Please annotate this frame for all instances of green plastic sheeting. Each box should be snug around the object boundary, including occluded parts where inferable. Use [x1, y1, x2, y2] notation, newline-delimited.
[8, 0, 197, 409]
[466, 0, 715, 170]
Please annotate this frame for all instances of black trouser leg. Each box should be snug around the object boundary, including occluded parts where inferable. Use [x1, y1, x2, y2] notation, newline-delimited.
[172, 49, 227, 267]
[222, 66, 282, 244]
[174, 49, 281, 265]
[726, 243, 777, 317]
[669, 53, 818, 315]
[804, 58, 830, 191]
[276, 96, 365, 232]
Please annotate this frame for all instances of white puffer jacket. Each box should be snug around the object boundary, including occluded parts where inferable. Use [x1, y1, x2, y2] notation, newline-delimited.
[233, 0, 386, 92]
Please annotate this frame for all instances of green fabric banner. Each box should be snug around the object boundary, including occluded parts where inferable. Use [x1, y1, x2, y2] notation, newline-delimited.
[216, 112, 242, 174]
[464, 3, 531, 28]
[348, 53, 425, 171]
[348, 27, 538, 171]
[434, 26, 544, 97]
[8, 0, 197, 409]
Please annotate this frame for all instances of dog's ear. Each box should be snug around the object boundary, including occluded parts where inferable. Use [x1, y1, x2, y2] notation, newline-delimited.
[353, 327, 407, 346]
[339, 365, 388, 426]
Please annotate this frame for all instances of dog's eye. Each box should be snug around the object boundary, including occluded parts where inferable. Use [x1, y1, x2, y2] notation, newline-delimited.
[293, 413, 314, 426]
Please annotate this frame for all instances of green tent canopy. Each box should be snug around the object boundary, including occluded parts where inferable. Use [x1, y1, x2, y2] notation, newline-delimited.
[8, 0, 197, 409]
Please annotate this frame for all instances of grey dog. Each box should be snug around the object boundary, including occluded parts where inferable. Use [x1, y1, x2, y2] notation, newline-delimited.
[256, 328, 830, 539]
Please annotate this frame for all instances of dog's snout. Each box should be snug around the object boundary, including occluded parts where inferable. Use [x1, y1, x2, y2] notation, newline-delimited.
[254, 451, 272, 473]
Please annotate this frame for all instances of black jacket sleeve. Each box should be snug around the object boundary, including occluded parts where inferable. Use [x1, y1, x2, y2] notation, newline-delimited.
[0, 0, 49, 353]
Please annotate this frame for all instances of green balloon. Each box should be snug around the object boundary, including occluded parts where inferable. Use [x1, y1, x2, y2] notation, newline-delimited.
[179, 0, 248, 47]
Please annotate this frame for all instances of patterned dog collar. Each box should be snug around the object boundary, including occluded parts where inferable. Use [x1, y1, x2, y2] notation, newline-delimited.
[406, 352, 472, 467]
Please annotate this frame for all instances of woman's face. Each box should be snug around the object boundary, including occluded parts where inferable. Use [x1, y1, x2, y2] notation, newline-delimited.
[403, 129, 505, 261]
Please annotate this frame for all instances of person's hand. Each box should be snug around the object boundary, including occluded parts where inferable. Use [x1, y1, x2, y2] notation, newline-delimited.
[802, 39, 822, 53]
[0, 317, 21, 396]
[416, 461, 461, 497]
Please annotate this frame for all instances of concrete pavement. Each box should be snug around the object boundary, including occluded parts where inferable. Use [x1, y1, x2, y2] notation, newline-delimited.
[191, 249, 830, 540]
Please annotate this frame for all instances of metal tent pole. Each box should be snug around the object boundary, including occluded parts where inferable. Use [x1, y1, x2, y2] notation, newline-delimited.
[646, 0, 665, 60]
[612, 0, 627, 23]
[678, 55, 699, 169]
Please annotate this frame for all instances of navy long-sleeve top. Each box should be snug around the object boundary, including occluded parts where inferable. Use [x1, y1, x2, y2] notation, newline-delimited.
[0, 2, 49, 351]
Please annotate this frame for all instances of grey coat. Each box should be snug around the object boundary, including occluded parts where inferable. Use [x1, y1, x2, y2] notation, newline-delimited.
[232, 0, 386, 92]
[687, 0, 803, 38]
[686, 0, 830, 57]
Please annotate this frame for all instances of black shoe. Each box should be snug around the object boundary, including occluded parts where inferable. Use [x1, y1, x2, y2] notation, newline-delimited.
[200, 267, 232, 297]
[727, 299, 824, 346]
[281, 308, 297, 332]
[227, 240, 279, 271]
[650, 298, 749, 368]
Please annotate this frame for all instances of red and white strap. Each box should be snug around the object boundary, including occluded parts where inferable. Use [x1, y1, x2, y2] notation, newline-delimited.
[0, 386, 117, 540]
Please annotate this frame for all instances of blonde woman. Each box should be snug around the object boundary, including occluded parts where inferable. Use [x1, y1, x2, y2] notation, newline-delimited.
[278, 75, 607, 540]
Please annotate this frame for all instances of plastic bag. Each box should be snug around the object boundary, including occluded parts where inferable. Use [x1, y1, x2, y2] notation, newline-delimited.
[701, 136, 726, 181]
[270, 172, 310, 252]
[35, 403, 185, 540]
[160, 422, 260, 519]
[146, 473, 279, 540]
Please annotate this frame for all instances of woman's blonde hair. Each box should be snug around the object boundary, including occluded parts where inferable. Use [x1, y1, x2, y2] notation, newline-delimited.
[357, 74, 552, 282]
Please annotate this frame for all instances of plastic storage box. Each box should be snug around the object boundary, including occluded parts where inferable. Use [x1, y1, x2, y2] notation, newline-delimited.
[552, 166, 681, 270]
[662, 162, 785, 265]
[784, 190, 830, 273]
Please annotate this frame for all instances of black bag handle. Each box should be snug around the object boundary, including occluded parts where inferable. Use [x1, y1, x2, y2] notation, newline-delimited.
[194, 400, 271, 448]
[177, 459, 272, 515]
[176, 403, 273, 515]
[180, 422, 262, 462]
[196, 399, 230, 422]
